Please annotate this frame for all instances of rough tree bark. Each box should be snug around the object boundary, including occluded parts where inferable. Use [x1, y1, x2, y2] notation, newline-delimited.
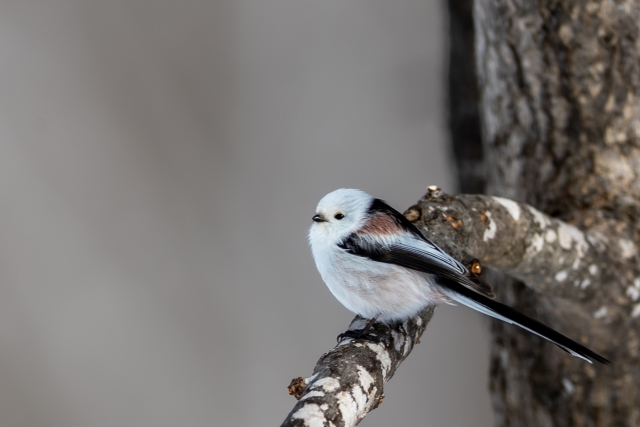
[282, 1, 640, 426]
[472, 0, 640, 425]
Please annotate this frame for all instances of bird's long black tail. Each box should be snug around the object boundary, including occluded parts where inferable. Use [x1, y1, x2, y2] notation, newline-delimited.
[442, 279, 610, 365]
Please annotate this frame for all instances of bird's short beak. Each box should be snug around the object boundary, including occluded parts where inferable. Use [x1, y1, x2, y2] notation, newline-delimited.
[312, 214, 327, 223]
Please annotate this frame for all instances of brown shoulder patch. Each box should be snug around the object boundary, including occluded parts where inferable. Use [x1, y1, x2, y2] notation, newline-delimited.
[357, 213, 403, 236]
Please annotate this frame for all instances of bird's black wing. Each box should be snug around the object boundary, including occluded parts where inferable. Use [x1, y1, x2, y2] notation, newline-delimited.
[339, 233, 495, 299]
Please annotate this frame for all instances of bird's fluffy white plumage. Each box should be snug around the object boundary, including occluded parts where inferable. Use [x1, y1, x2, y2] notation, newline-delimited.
[308, 188, 452, 322]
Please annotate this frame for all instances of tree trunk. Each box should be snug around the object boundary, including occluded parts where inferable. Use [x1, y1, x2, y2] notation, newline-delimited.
[466, 0, 640, 425]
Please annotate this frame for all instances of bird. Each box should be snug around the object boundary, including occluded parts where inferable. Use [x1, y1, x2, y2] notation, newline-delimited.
[308, 188, 610, 365]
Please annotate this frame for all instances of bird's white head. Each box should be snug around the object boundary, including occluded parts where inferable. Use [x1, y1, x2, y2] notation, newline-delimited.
[308, 188, 374, 246]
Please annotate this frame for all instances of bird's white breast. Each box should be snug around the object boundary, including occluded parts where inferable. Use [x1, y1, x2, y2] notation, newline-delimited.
[310, 240, 447, 322]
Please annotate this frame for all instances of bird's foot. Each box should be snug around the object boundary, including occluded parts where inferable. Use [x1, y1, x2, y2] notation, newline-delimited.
[337, 328, 386, 345]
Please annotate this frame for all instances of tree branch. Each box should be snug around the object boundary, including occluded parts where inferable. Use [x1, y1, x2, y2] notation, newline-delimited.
[281, 309, 434, 427]
[282, 188, 631, 426]
[411, 189, 638, 319]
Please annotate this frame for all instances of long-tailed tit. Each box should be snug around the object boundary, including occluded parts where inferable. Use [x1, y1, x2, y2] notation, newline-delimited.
[308, 188, 609, 364]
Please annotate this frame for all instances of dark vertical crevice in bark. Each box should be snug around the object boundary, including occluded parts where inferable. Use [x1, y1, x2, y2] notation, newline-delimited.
[447, 0, 484, 194]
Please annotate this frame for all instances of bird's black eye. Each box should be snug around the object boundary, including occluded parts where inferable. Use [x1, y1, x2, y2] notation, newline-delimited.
[334, 213, 345, 220]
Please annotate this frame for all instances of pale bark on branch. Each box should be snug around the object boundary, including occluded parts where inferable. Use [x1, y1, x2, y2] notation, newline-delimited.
[281, 309, 434, 427]
[281, 189, 627, 427]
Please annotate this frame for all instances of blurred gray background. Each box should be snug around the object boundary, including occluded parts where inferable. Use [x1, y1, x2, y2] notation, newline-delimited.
[0, 0, 493, 426]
